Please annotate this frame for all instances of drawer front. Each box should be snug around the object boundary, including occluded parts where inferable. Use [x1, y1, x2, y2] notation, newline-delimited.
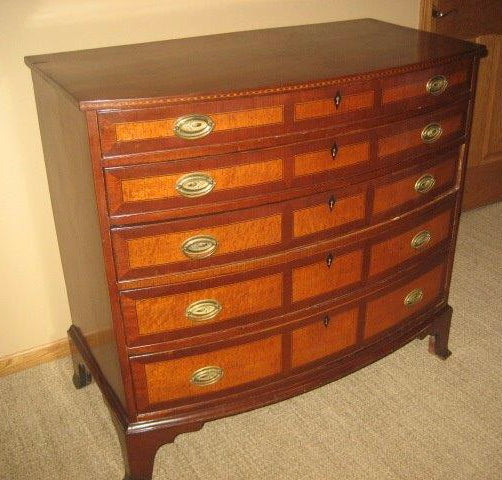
[364, 263, 445, 339]
[381, 58, 472, 111]
[369, 208, 454, 277]
[292, 249, 364, 304]
[372, 151, 458, 217]
[121, 272, 283, 343]
[112, 205, 283, 281]
[105, 153, 285, 217]
[131, 335, 282, 410]
[378, 103, 466, 161]
[104, 130, 373, 222]
[98, 80, 377, 158]
[102, 105, 464, 225]
[292, 106, 465, 191]
[291, 307, 359, 368]
[112, 186, 367, 281]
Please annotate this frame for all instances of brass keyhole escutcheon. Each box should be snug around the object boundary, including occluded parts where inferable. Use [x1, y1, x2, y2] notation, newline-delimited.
[334, 91, 342, 109]
[328, 195, 336, 211]
[331, 143, 338, 159]
[326, 253, 334, 268]
[323, 315, 330, 327]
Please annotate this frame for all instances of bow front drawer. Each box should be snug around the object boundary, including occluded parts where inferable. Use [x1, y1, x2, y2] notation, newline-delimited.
[364, 262, 446, 339]
[377, 102, 467, 161]
[369, 207, 454, 277]
[130, 334, 283, 411]
[98, 79, 377, 158]
[371, 150, 458, 219]
[111, 186, 368, 281]
[111, 205, 284, 281]
[121, 271, 284, 345]
[381, 58, 472, 112]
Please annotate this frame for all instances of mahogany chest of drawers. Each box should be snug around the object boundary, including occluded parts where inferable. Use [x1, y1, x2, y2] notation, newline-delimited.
[26, 19, 485, 480]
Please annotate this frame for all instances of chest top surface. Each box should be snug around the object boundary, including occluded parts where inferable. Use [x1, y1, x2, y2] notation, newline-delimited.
[24, 19, 484, 110]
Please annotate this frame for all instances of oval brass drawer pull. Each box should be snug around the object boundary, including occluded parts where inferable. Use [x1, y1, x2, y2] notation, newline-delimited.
[191, 366, 224, 386]
[411, 230, 432, 249]
[186, 299, 222, 322]
[404, 288, 424, 307]
[415, 174, 436, 194]
[174, 114, 214, 140]
[421, 123, 443, 143]
[426, 75, 448, 95]
[181, 235, 218, 259]
[176, 172, 216, 198]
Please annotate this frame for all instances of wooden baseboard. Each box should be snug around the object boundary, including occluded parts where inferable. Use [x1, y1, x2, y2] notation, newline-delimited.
[0, 338, 70, 377]
[462, 159, 502, 210]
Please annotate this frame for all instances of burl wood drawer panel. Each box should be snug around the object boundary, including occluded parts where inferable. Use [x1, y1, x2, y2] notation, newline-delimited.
[291, 249, 364, 304]
[369, 208, 454, 277]
[104, 149, 285, 218]
[111, 203, 283, 281]
[364, 262, 446, 339]
[292, 189, 367, 240]
[292, 80, 376, 129]
[121, 272, 283, 344]
[381, 58, 472, 112]
[98, 79, 376, 158]
[292, 134, 370, 180]
[130, 334, 282, 410]
[372, 151, 458, 218]
[291, 307, 359, 368]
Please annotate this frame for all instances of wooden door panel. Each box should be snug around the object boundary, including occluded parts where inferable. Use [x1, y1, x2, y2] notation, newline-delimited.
[421, 0, 502, 38]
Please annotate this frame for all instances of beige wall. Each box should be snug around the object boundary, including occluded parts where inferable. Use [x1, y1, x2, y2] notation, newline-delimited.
[0, 0, 419, 357]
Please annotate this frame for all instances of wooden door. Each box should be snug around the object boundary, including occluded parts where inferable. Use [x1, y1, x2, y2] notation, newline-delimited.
[420, 0, 502, 210]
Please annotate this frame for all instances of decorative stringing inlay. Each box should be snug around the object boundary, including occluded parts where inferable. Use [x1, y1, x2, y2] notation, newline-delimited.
[115, 106, 284, 142]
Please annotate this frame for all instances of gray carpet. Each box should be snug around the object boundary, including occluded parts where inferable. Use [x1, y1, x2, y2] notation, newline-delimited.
[1, 202, 501, 480]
